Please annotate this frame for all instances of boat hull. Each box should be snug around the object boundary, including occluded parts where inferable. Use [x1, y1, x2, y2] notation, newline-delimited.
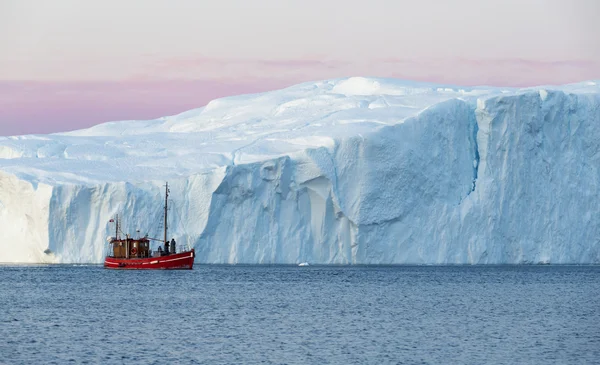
[104, 249, 195, 270]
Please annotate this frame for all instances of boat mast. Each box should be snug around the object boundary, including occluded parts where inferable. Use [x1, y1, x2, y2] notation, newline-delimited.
[163, 182, 169, 245]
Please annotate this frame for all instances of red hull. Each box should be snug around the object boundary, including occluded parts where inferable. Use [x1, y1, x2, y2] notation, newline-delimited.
[104, 249, 195, 270]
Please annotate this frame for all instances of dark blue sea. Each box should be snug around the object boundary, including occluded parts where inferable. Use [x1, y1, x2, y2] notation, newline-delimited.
[0, 265, 598, 364]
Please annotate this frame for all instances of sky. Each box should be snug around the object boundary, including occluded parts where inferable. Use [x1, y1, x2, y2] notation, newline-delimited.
[1, 0, 599, 136]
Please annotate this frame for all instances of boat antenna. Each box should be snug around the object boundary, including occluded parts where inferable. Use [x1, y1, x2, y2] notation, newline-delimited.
[163, 182, 169, 245]
[115, 214, 119, 240]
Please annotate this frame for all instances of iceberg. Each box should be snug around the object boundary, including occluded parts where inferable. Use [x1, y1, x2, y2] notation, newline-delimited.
[1, 77, 599, 264]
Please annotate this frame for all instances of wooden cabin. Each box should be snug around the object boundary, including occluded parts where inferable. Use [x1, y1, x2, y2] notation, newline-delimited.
[110, 237, 151, 259]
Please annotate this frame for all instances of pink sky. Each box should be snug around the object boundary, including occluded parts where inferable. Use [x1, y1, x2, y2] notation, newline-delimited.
[1, 0, 599, 136]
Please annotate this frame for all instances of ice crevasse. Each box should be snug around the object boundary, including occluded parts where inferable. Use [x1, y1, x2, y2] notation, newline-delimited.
[0, 77, 599, 264]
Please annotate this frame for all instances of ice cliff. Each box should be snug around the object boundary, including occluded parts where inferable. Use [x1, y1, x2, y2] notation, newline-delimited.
[1, 77, 599, 264]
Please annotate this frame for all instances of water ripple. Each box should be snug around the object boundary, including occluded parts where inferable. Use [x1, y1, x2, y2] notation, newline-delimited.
[0, 265, 598, 364]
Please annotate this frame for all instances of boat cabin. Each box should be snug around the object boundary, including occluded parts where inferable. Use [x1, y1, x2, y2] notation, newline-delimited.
[108, 235, 178, 259]
[110, 237, 151, 259]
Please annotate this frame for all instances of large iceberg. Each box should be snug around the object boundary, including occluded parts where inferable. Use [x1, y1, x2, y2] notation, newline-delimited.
[1, 77, 599, 264]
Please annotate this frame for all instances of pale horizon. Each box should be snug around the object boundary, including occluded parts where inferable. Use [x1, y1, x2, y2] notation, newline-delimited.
[1, 0, 599, 135]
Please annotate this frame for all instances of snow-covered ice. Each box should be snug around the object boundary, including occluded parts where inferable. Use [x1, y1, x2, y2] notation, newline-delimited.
[1, 77, 599, 264]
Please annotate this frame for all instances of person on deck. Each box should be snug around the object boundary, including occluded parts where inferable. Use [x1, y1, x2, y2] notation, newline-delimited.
[171, 238, 176, 254]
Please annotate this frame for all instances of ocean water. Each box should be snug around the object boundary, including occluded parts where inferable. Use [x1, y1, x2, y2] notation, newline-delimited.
[0, 265, 598, 364]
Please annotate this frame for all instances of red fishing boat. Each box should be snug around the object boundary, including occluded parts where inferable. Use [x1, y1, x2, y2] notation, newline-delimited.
[104, 182, 195, 270]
